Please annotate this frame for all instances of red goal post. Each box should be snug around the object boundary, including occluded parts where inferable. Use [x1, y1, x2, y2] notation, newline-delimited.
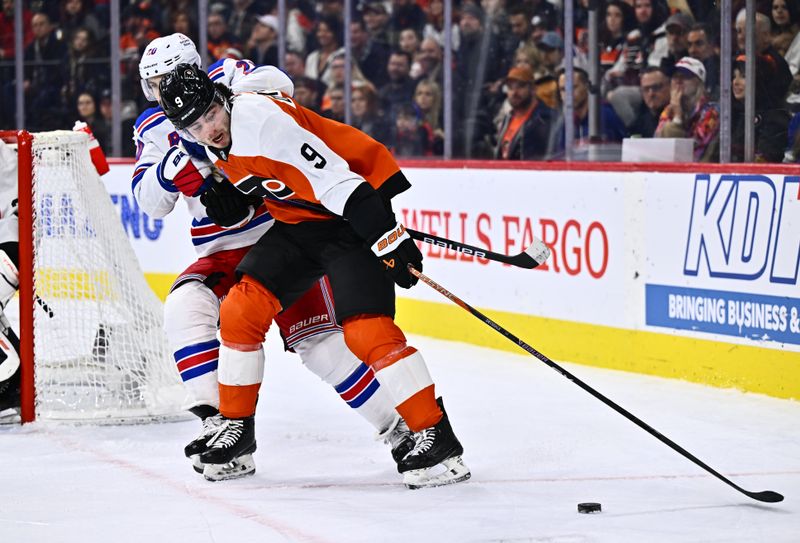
[1, 130, 187, 424]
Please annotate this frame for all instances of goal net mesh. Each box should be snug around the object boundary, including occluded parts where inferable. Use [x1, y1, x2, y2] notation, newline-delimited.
[29, 131, 187, 422]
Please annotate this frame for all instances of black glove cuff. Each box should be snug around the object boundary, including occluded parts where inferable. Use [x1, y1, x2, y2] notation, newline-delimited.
[342, 182, 397, 244]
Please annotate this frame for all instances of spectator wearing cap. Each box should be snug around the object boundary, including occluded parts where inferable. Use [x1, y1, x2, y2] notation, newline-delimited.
[494, 66, 560, 160]
[736, 9, 793, 102]
[362, 1, 391, 46]
[537, 31, 588, 77]
[655, 56, 719, 162]
[629, 66, 670, 137]
[649, 11, 693, 73]
[537, 31, 564, 75]
[655, 11, 693, 76]
[558, 66, 628, 146]
[454, 2, 509, 157]
[246, 14, 279, 67]
[351, 18, 391, 88]
[207, 12, 241, 62]
[379, 50, 416, 117]
[731, 54, 791, 163]
[686, 23, 719, 100]
[305, 16, 344, 88]
[422, 0, 460, 52]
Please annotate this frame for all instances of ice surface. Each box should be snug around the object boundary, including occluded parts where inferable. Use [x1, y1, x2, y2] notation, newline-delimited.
[2, 332, 798, 543]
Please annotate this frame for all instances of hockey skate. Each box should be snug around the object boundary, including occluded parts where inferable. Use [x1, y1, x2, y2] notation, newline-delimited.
[397, 398, 470, 490]
[377, 415, 415, 464]
[198, 415, 257, 481]
[184, 407, 225, 473]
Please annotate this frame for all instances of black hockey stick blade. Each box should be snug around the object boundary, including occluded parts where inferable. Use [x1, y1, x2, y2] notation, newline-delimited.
[407, 265, 785, 504]
[406, 228, 550, 269]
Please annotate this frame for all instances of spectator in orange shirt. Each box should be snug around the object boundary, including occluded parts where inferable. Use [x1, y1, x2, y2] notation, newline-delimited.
[494, 66, 560, 160]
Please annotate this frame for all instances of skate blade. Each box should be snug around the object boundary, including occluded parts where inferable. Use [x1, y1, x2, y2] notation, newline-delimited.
[403, 455, 471, 490]
[0, 407, 20, 424]
[203, 454, 256, 482]
[191, 455, 204, 474]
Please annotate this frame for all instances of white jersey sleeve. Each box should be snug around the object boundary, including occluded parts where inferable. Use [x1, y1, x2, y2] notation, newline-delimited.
[208, 58, 294, 97]
[132, 104, 275, 257]
[131, 107, 181, 219]
[0, 140, 19, 247]
[229, 94, 365, 215]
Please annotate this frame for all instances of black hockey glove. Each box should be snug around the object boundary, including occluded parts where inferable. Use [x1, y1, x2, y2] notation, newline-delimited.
[199, 181, 257, 228]
[370, 224, 422, 288]
[343, 182, 422, 289]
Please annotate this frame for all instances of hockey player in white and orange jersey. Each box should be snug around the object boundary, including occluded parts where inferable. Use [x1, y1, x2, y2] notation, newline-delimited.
[132, 34, 413, 481]
[159, 64, 470, 489]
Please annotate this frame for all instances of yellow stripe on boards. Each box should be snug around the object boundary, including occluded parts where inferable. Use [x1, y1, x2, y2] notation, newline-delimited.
[144, 272, 178, 302]
[395, 297, 800, 401]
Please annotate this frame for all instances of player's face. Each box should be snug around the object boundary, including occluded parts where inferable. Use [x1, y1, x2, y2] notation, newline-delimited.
[732, 68, 746, 101]
[185, 102, 231, 148]
[147, 75, 165, 102]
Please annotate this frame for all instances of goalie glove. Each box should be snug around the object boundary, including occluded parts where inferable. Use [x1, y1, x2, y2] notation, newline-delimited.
[157, 145, 214, 197]
[200, 181, 257, 229]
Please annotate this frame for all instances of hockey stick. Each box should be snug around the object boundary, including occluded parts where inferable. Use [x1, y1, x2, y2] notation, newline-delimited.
[406, 229, 550, 269]
[407, 265, 784, 503]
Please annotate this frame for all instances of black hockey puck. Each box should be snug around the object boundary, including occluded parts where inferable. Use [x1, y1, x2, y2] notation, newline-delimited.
[577, 502, 602, 514]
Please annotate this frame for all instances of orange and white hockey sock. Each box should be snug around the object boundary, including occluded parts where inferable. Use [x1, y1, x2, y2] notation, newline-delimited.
[217, 275, 281, 418]
[343, 315, 442, 432]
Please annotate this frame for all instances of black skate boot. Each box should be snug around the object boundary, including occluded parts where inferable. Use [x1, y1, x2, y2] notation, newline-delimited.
[199, 415, 257, 466]
[185, 405, 224, 473]
[397, 398, 470, 489]
[378, 416, 415, 464]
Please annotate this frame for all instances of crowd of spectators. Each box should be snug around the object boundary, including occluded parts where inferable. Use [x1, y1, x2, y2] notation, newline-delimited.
[2, 0, 800, 163]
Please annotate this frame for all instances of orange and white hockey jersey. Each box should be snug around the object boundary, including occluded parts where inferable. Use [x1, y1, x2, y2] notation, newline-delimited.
[207, 92, 410, 225]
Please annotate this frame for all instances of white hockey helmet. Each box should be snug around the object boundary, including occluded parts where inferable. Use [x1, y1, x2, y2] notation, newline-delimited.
[139, 33, 202, 101]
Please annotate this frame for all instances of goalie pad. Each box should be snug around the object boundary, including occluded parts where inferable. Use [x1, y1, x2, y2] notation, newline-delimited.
[0, 327, 20, 414]
[0, 248, 18, 309]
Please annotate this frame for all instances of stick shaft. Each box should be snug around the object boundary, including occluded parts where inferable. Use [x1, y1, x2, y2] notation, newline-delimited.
[408, 266, 783, 503]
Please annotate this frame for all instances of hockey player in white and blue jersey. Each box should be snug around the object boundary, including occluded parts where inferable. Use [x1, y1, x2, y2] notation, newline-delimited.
[132, 33, 413, 481]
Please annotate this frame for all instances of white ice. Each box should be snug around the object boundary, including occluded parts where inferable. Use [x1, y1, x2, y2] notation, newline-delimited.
[2, 332, 798, 543]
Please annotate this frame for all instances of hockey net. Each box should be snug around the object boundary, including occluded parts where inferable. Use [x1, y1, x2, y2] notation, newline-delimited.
[3, 130, 187, 423]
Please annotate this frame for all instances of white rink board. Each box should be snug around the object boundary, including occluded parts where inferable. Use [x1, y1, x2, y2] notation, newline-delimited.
[103, 163, 800, 352]
[393, 167, 631, 326]
[103, 165, 196, 274]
